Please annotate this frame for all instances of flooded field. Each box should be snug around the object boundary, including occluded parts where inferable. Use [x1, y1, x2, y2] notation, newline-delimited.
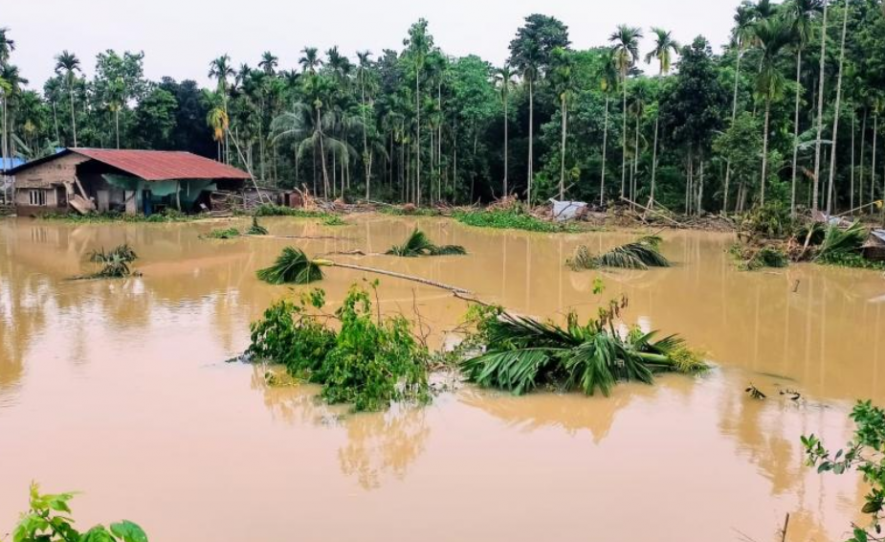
[1, 214, 883, 541]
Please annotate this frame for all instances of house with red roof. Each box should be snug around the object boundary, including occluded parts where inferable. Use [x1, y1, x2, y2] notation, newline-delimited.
[7, 148, 250, 216]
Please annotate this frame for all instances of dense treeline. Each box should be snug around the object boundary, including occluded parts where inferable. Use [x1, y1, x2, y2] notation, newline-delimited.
[1, 0, 884, 214]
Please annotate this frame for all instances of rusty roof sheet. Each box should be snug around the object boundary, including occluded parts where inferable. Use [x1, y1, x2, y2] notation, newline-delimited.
[70, 148, 250, 181]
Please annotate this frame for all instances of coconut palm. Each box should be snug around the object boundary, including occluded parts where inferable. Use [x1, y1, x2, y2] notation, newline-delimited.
[405, 19, 432, 206]
[789, 0, 824, 216]
[258, 51, 278, 75]
[0, 27, 15, 65]
[54, 51, 81, 147]
[609, 25, 643, 199]
[356, 50, 374, 199]
[550, 48, 575, 201]
[105, 77, 126, 149]
[724, 3, 756, 213]
[644, 27, 680, 205]
[495, 65, 516, 196]
[754, 17, 793, 205]
[509, 39, 541, 204]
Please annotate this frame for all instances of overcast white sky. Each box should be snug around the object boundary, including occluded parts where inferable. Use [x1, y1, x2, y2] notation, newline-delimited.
[6, 0, 740, 90]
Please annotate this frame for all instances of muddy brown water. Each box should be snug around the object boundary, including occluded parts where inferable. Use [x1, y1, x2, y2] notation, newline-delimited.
[1, 215, 883, 541]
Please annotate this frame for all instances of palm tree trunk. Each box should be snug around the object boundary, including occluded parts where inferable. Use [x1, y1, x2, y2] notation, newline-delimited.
[503, 90, 509, 196]
[559, 95, 567, 200]
[697, 156, 705, 215]
[115, 109, 120, 149]
[826, 4, 849, 215]
[317, 110, 330, 198]
[650, 114, 660, 206]
[362, 83, 371, 200]
[724, 49, 742, 215]
[873, 115, 879, 209]
[812, 0, 829, 212]
[621, 74, 628, 198]
[632, 113, 640, 203]
[527, 77, 534, 205]
[52, 101, 61, 145]
[851, 112, 856, 212]
[860, 110, 868, 210]
[69, 84, 78, 147]
[791, 48, 803, 217]
[416, 70, 421, 206]
[600, 96, 610, 207]
[761, 96, 772, 205]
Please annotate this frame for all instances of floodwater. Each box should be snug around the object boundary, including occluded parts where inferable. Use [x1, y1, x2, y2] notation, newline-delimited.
[1, 215, 883, 542]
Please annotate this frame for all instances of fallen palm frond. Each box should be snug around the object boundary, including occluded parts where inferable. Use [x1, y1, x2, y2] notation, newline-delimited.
[387, 228, 467, 257]
[247, 217, 269, 235]
[257, 247, 472, 294]
[569, 237, 670, 271]
[82, 244, 139, 279]
[257, 247, 325, 285]
[815, 222, 866, 263]
[461, 310, 706, 397]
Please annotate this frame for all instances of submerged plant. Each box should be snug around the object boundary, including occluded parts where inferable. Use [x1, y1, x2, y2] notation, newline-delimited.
[321, 215, 347, 226]
[569, 237, 670, 271]
[386, 228, 467, 257]
[205, 227, 241, 240]
[85, 244, 138, 278]
[248, 284, 430, 411]
[10, 482, 148, 542]
[461, 308, 706, 397]
[247, 216, 269, 235]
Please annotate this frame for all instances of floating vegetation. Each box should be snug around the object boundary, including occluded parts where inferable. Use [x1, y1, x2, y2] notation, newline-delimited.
[453, 208, 581, 233]
[81, 244, 138, 279]
[11, 482, 148, 542]
[205, 227, 242, 240]
[387, 228, 467, 257]
[461, 302, 706, 397]
[257, 247, 471, 294]
[247, 216, 269, 235]
[569, 237, 670, 270]
[252, 204, 328, 218]
[41, 209, 194, 223]
[257, 247, 326, 285]
[248, 284, 429, 411]
[729, 243, 789, 271]
[321, 215, 347, 226]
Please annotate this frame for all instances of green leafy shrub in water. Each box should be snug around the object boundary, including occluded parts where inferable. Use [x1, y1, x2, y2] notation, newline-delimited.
[739, 201, 792, 240]
[453, 208, 580, 233]
[85, 244, 138, 278]
[248, 283, 429, 412]
[568, 237, 670, 271]
[461, 297, 706, 397]
[9, 482, 148, 542]
[321, 215, 347, 226]
[42, 209, 193, 224]
[252, 204, 328, 218]
[205, 227, 241, 240]
[803, 400, 885, 542]
[247, 216, 269, 235]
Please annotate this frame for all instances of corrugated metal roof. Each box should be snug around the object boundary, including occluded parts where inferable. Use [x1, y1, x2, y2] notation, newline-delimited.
[70, 148, 250, 181]
[0, 157, 26, 172]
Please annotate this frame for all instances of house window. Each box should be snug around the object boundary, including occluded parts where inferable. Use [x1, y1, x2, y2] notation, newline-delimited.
[28, 189, 47, 206]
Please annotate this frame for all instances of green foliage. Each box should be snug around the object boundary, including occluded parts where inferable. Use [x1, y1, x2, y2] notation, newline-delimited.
[85, 244, 138, 278]
[321, 215, 347, 226]
[803, 401, 885, 542]
[453, 208, 580, 233]
[738, 202, 793, 240]
[10, 482, 148, 542]
[816, 222, 867, 263]
[40, 209, 194, 224]
[252, 204, 328, 218]
[387, 228, 467, 257]
[247, 217, 269, 235]
[569, 237, 670, 270]
[256, 247, 325, 285]
[730, 243, 789, 271]
[461, 307, 706, 397]
[204, 227, 241, 240]
[248, 284, 429, 411]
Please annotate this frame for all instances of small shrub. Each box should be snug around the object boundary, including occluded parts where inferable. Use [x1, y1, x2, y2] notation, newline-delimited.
[9, 482, 148, 542]
[739, 201, 792, 240]
[321, 215, 347, 226]
[253, 204, 327, 218]
[247, 217, 269, 235]
[84, 244, 138, 278]
[205, 227, 241, 240]
[248, 284, 430, 412]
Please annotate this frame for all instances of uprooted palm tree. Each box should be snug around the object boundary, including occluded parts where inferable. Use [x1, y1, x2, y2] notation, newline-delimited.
[84, 244, 138, 279]
[257, 247, 471, 294]
[568, 236, 670, 270]
[386, 229, 466, 257]
[461, 308, 707, 397]
[815, 222, 867, 262]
